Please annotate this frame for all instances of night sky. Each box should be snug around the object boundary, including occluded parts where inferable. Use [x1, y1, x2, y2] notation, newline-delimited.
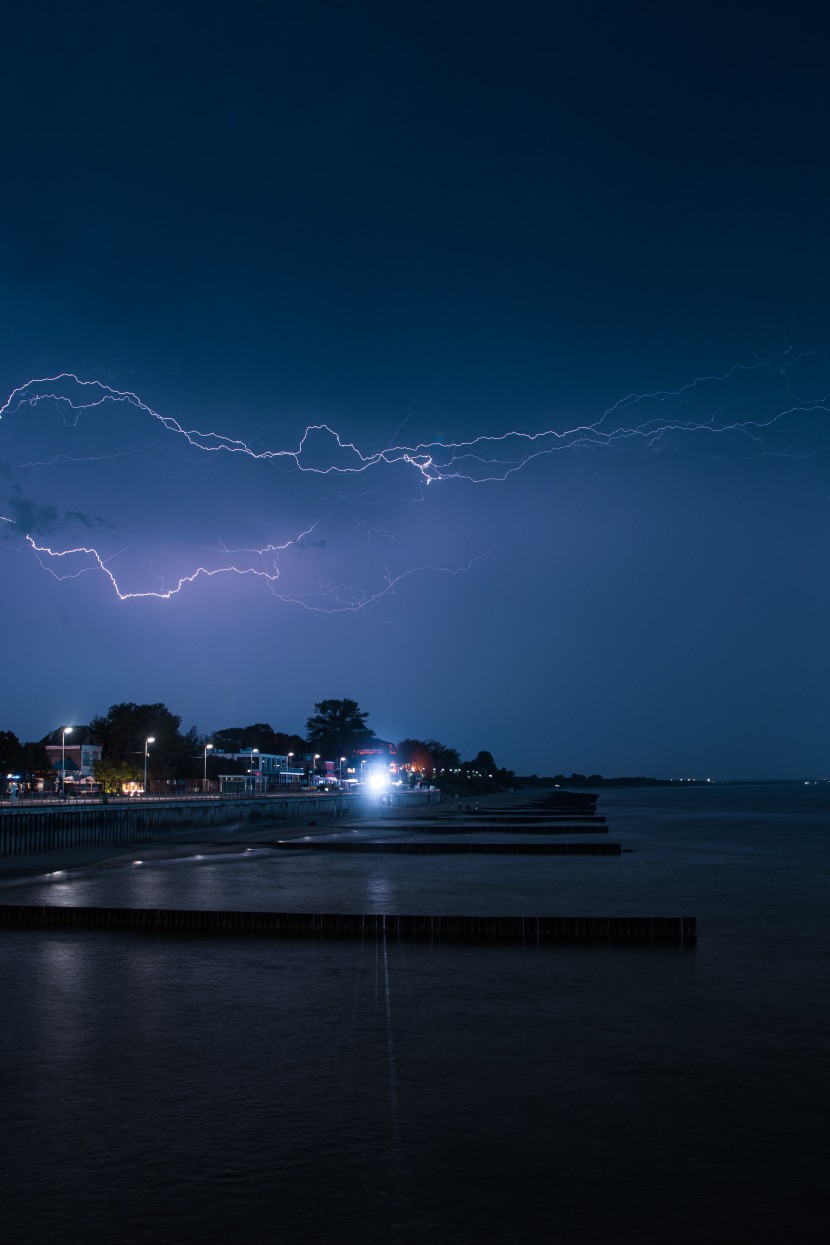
[2, 1, 828, 778]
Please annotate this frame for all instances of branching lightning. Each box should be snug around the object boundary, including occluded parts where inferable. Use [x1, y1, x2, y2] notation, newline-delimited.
[1, 347, 828, 607]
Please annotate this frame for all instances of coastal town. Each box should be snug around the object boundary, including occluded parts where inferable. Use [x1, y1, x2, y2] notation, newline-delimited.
[0, 697, 513, 800]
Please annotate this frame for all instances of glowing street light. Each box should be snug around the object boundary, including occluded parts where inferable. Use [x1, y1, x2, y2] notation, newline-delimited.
[61, 726, 73, 798]
[203, 742, 213, 789]
[312, 753, 320, 788]
[340, 756, 346, 783]
[144, 737, 155, 797]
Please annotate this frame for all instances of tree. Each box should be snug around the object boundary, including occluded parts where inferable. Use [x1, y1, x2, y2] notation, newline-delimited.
[0, 731, 24, 774]
[93, 757, 143, 795]
[89, 703, 186, 780]
[424, 739, 461, 774]
[464, 750, 497, 777]
[305, 698, 372, 758]
[211, 724, 307, 756]
[0, 732, 49, 776]
[396, 738, 435, 776]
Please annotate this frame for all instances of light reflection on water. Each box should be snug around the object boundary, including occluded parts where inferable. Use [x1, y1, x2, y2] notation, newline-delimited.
[0, 785, 827, 1243]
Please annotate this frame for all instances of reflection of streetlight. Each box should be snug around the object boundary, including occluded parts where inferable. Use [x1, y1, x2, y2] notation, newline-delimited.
[204, 743, 213, 789]
[61, 727, 73, 798]
[144, 737, 155, 797]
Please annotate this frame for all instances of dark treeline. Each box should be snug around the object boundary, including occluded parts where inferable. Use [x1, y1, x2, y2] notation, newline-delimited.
[1, 698, 517, 794]
[2, 705, 694, 795]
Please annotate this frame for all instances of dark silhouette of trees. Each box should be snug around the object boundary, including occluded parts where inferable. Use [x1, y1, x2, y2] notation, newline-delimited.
[306, 698, 372, 757]
[0, 731, 50, 776]
[423, 739, 461, 773]
[211, 724, 307, 756]
[464, 750, 497, 776]
[89, 703, 194, 780]
[396, 738, 435, 774]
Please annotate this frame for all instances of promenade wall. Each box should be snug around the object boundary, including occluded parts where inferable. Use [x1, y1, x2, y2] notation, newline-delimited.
[0, 790, 440, 857]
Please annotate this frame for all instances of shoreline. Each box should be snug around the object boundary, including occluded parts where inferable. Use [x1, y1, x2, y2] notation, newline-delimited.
[0, 788, 561, 884]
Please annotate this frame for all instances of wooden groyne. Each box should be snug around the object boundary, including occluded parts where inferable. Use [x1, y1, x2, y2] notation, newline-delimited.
[0, 904, 695, 944]
[275, 841, 621, 855]
[445, 819, 608, 830]
[354, 822, 609, 835]
[462, 814, 607, 824]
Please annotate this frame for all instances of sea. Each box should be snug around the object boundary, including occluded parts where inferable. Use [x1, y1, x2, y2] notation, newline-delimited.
[0, 783, 826, 1244]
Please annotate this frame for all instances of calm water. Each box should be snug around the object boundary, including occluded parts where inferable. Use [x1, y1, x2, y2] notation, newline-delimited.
[1, 785, 827, 1243]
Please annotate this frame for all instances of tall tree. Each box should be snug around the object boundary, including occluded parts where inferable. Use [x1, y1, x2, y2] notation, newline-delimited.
[396, 738, 435, 775]
[305, 698, 372, 758]
[464, 750, 497, 776]
[210, 724, 307, 755]
[0, 731, 24, 774]
[424, 739, 461, 773]
[89, 703, 185, 779]
[0, 732, 50, 775]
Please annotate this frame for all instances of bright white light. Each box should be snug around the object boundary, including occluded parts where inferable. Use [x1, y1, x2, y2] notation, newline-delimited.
[366, 768, 389, 793]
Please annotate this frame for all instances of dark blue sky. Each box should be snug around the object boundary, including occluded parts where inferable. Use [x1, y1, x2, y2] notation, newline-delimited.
[2, 1, 828, 777]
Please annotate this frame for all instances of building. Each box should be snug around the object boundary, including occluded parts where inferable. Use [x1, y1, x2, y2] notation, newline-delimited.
[347, 737, 399, 781]
[211, 750, 302, 792]
[43, 726, 103, 786]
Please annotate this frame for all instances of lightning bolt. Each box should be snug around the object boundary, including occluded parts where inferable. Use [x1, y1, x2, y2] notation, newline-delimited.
[1, 346, 828, 605]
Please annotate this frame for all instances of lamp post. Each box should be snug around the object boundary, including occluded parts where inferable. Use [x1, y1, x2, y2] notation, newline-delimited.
[313, 753, 320, 789]
[340, 756, 345, 784]
[144, 737, 155, 797]
[249, 747, 259, 794]
[203, 743, 213, 790]
[61, 726, 73, 798]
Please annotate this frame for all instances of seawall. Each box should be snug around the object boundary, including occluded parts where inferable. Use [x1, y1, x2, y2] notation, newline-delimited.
[0, 790, 440, 857]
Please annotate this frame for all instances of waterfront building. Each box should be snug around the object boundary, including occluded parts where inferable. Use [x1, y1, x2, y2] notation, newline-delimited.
[43, 726, 103, 787]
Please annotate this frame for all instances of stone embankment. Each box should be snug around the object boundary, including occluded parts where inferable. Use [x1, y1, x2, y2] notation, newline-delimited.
[0, 790, 439, 857]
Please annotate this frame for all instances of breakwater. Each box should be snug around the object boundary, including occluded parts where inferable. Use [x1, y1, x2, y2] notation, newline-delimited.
[0, 903, 695, 944]
[0, 790, 440, 858]
[458, 814, 607, 825]
[353, 822, 610, 834]
[275, 840, 621, 854]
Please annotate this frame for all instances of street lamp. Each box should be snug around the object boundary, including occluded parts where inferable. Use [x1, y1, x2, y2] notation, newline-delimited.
[144, 737, 155, 797]
[61, 726, 73, 798]
[249, 747, 259, 794]
[340, 756, 346, 784]
[313, 753, 320, 788]
[203, 743, 213, 790]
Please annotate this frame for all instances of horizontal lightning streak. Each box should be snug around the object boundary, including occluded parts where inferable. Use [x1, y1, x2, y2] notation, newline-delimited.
[1, 350, 828, 605]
